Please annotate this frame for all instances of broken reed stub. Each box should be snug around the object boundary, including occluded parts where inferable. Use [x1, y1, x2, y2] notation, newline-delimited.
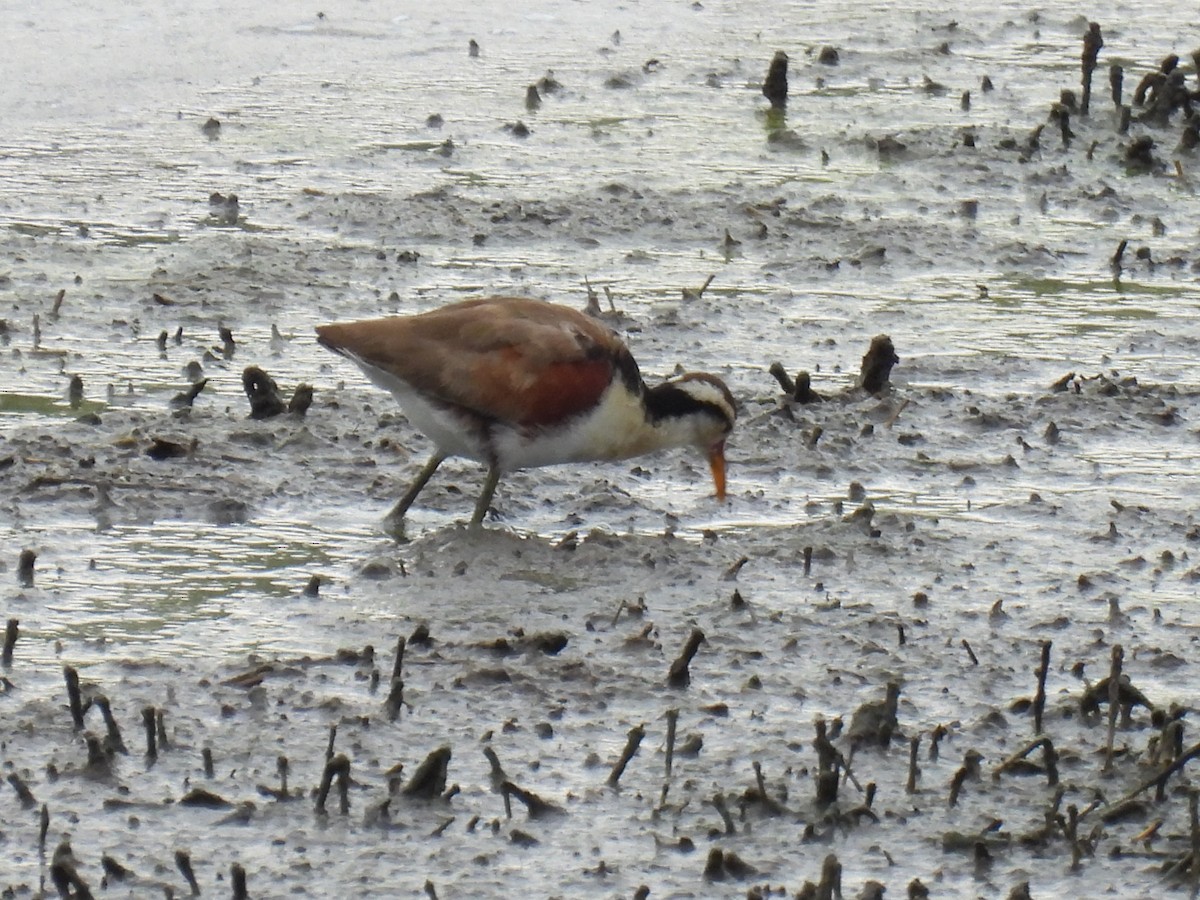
[242, 365, 287, 419]
[18, 549, 36, 587]
[402, 745, 452, 799]
[859, 335, 899, 395]
[2, 618, 17, 667]
[316, 753, 351, 813]
[667, 628, 706, 688]
[607, 723, 647, 786]
[142, 706, 157, 759]
[63, 666, 85, 729]
[763, 51, 788, 109]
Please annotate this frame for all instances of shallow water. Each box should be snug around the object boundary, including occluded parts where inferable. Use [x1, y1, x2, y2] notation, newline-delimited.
[3, 1, 1200, 897]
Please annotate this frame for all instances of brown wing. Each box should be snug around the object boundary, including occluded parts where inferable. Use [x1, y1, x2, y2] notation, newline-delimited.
[316, 297, 630, 427]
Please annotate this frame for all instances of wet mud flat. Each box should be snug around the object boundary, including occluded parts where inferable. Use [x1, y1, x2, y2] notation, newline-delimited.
[7, 359, 1200, 898]
[5, 2, 1200, 898]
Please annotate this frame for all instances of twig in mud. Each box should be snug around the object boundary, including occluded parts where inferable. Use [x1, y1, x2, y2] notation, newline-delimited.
[608, 723, 646, 786]
[791, 371, 822, 404]
[681, 273, 715, 302]
[961, 639, 979, 666]
[907, 736, 921, 793]
[583, 277, 600, 316]
[816, 853, 842, 900]
[202, 747, 214, 779]
[51, 288, 65, 317]
[93, 695, 127, 754]
[175, 851, 200, 896]
[18, 549, 36, 587]
[763, 50, 788, 109]
[1080, 672, 1153, 720]
[703, 847, 725, 881]
[142, 707, 157, 760]
[884, 398, 909, 429]
[1117, 105, 1131, 133]
[993, 737, 1059, 786]
[316, 754, 351, 814]
[1112, 740, 1200, 808]
[85, 734, 110, 775]
[1111, 239, 1128, 273]
[611, 598, 627, 627]
[622, 596, 648, 622]
[1033, 640, 1051, 734]
[1050, 371, 1076, 393]
[483, 746, 507, 792]
[930, 723, 948, 760]
[721, 557, 748, 580]
[1190, 790, 1200, 884]
[859, 335, 899, 395]
[949, 750, 983, 807]
[1110, 63, 1123, 108]
[768, 362, 795, 395]
[665, 707, 679, 777]
[156, 708, 170, 751]
[847, 681, 901, 752]
[288, 383, 314, 416]
[751, 760, 789, 814]
[803, 546, 813, 576]
[710, 793, 736, 835]
[500, 780, 564, 818]
[67, 375, 83, 409]
[100, 855, 132, 884]
[171, 378, 208, 408]
[38, 805, 49, 852]
[1052, 102, 1073, 147]
[667, 628, 706, 688]
[336, 760, 350, 814]
[1080, 22, 1103, 116]
[2, 618, 18, 667]
[50, 842, 92, 899]
[813, 718, 844, 806]
[7, 773, 37, 809]
[1064, 804, 1084, 870]
[402, 746, 452, 800]
[385, 636, 406, 722]
[1105, 644, 1123, 772]
[231, 863, 248, 900]
[242, 365, 286, 419]
[845, 782, 880, 825]
[63, 666, 86, 729]
[325, 724, 338, 761]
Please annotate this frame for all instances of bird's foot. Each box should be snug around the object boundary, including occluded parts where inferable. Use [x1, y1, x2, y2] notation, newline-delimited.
[381, 512, 410, 542]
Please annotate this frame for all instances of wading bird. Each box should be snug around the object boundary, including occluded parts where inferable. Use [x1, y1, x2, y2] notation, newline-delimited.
[316, 296, 735, 529]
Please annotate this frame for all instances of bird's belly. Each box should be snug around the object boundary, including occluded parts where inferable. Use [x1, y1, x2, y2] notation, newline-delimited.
[356, 364, 489, 461]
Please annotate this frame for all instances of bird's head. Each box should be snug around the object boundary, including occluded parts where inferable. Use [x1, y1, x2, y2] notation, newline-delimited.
[648, 372, 737, 501]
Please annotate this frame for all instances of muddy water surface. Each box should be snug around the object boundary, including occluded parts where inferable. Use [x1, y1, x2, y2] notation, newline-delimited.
[3, 1, 1200, 897]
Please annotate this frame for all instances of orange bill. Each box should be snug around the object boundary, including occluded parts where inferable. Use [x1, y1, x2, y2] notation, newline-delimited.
[708, 441, 727, 501]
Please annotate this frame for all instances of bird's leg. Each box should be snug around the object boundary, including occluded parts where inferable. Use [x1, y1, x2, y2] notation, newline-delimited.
[470, 466, 502, 529]
[383, 453, 446, 530]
